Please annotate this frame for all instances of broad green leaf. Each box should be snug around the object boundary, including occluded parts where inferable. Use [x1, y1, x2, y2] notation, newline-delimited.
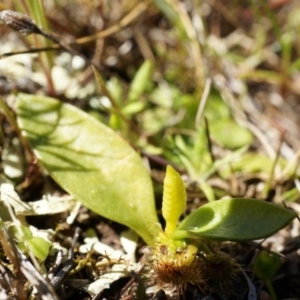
[16, 94, 161, 245]
[162, 166, 186, 235]
[173, 198, 297, 241]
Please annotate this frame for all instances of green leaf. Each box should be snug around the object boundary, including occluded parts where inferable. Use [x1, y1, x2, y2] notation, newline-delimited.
[141, 107, 172, 135]
[122, 101, 146, 116]
[128, 60, 153, 102]
[253, 250, 281, 280]
[153, 0, 187, 39]
[210, 119, 253, 149]
[11, 225, 51, 261]
[173, 128, 212, 179]
[174, 198, 297, 241]
[16, 94, 161, 245]
[199, 180, 215, 202]
[204, 89, 231, 120]
[26, 237, 52, 262]
[227, 153, 290, 175]
[162, 166, 186, 235]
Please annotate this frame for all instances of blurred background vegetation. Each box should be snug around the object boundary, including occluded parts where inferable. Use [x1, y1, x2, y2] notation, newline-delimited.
[1, 0, 300, 202]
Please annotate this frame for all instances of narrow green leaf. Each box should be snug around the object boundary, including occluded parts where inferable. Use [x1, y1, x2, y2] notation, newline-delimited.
[162, 166, 186, 235]
[128, 60, 153, 102]
[241, 70, 281, 84]
[153, 0, 187, 39]
[16, 94, 161, 245]
[199, 180, 215, 202]
[174, 198, 297, 241]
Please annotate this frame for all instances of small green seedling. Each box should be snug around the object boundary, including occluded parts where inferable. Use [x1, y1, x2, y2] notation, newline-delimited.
[16, 94, 297, 294]
[253, 250, 281, 300]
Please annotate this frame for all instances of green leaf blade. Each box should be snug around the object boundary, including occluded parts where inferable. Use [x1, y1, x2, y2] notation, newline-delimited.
[175, 198, 297, 241]
[16, 94, 160, 245]
[128, 59, 153, 102]
[27, 237, 52, 262]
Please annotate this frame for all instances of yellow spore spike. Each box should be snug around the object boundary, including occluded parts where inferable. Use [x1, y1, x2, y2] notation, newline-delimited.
[162, 166, 187, 235]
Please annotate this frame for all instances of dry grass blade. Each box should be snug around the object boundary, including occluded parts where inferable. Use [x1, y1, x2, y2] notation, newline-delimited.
[18, 249, 59, 300]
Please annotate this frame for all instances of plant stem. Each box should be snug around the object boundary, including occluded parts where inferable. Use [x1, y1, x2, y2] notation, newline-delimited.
[265, 278, 278, 300]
